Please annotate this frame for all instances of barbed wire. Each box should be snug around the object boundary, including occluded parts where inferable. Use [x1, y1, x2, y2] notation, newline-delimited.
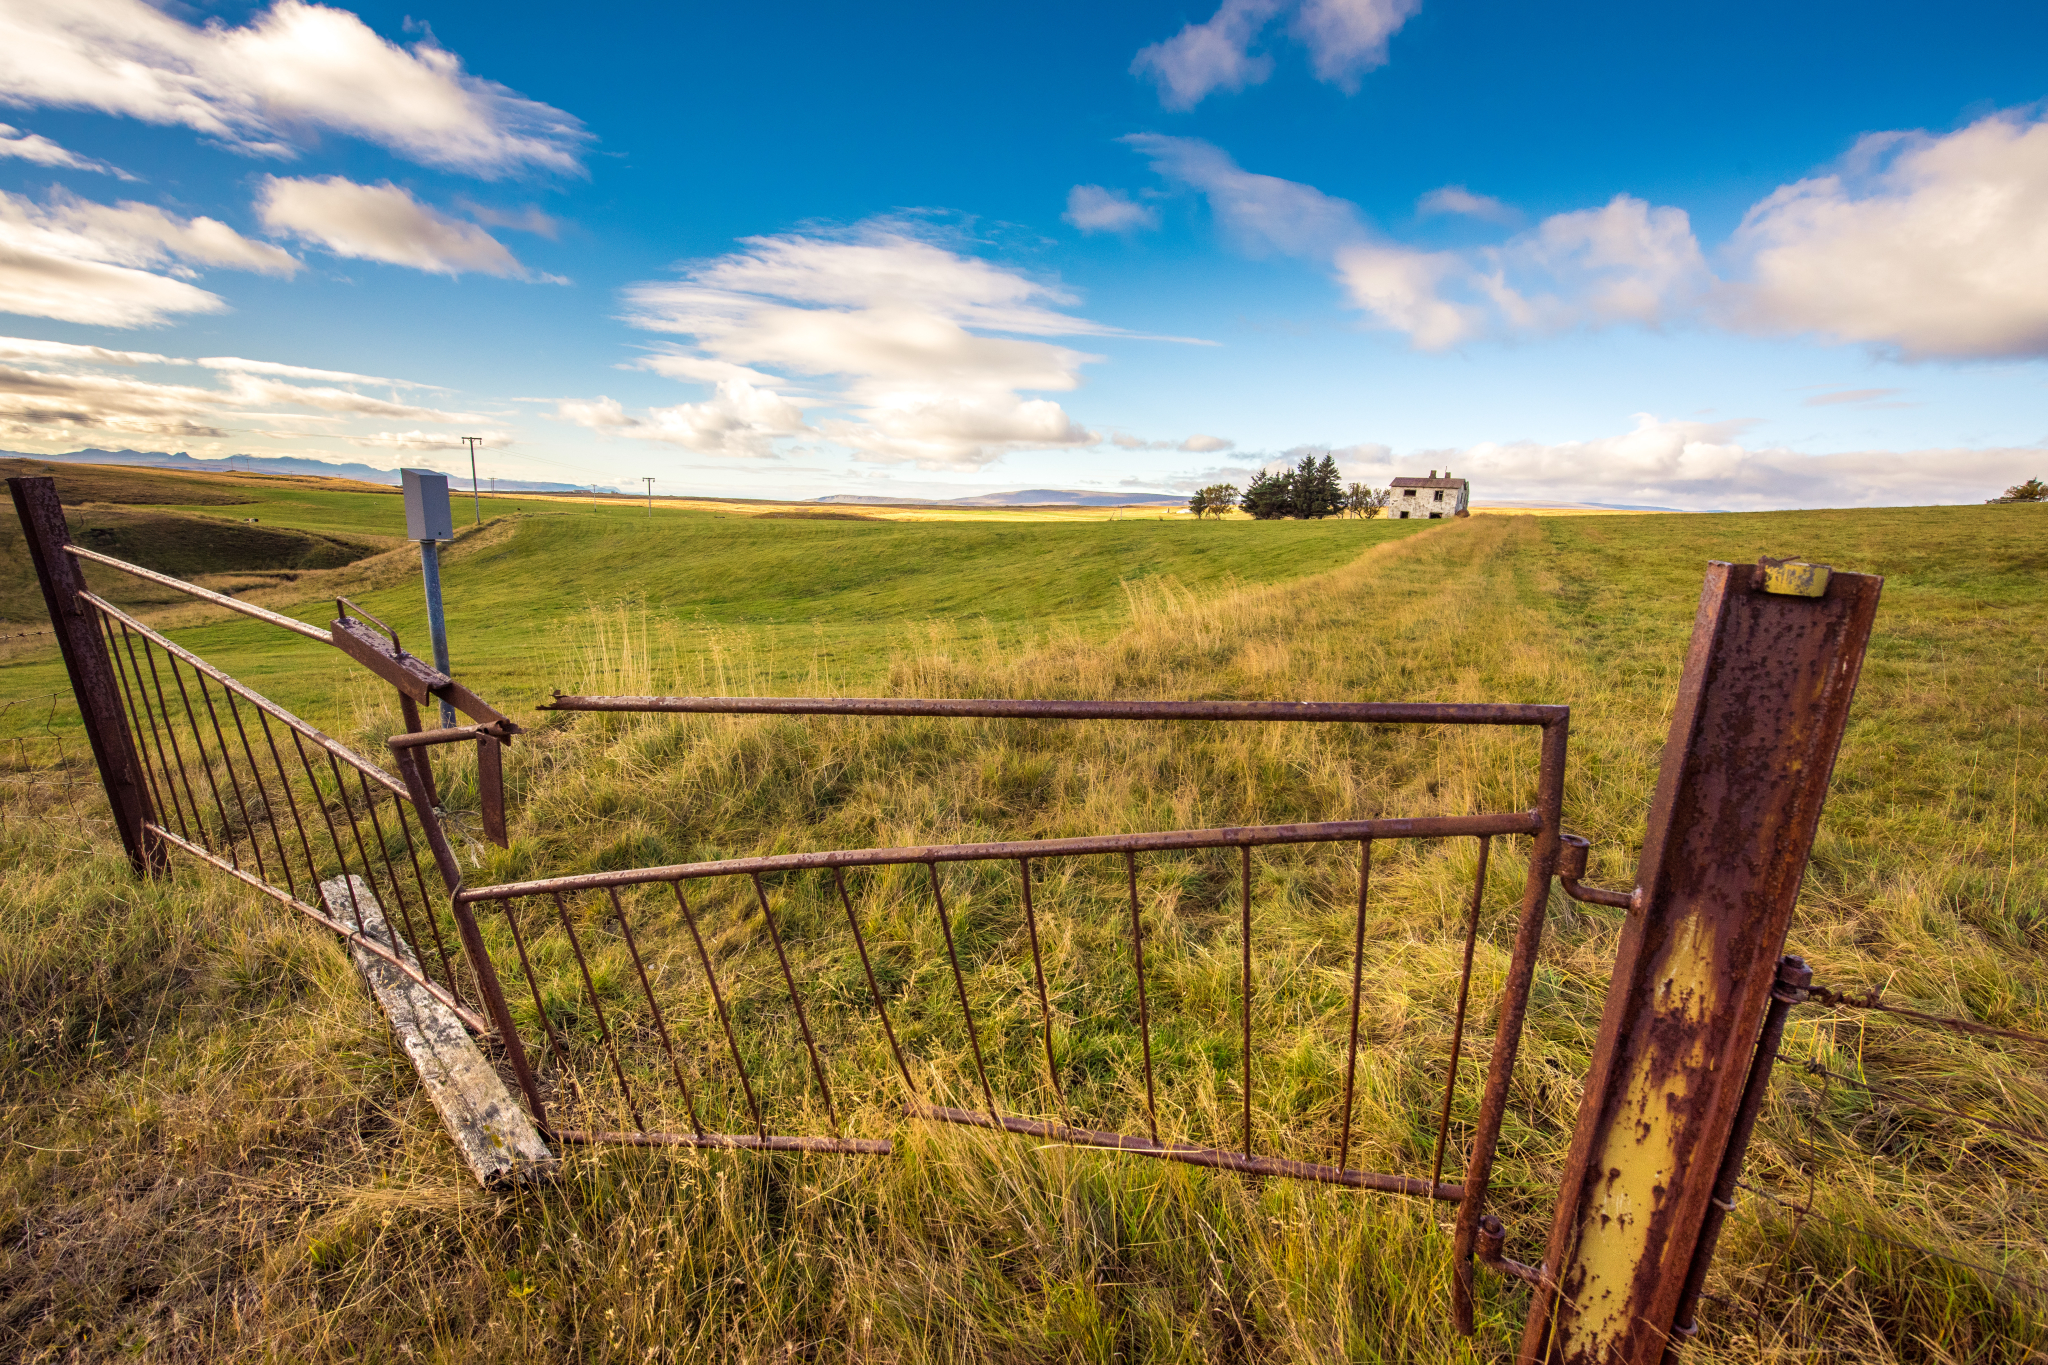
[1736, 1178, 2048, 1307]
[1795, 1060, 2048, 1150]
[1806, 982, 2048, 1051]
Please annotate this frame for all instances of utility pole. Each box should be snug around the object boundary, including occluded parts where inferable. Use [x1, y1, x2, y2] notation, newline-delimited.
[643, 477, 655, 516]
[461, 436, 483, 525]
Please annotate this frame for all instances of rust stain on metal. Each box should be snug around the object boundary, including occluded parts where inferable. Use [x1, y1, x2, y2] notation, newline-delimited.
[1521, 560, 1881, 1365]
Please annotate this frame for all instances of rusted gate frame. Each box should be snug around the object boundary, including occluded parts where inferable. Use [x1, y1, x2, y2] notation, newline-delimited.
[82, 593, 489, 1032]
[477, 693, 1569, 1306]
[59, 532, 518, 843]
[1519, 559, 1881, 1364]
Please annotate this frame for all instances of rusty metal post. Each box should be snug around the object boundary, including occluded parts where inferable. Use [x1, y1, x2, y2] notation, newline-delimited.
[1518, 560, 1881, 1365]
[1666, 955, 1811, 1350]
[7, 476, 163, 873]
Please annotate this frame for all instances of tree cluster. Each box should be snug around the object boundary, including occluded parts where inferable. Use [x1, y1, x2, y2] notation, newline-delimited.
[1241, 454, 1347, 520]
[1989, 478, 2047, 504]
[1187, 483, 1239, 518]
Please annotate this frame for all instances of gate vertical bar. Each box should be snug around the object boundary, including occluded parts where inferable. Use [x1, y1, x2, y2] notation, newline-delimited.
[1454, 712, 1568, 1330]
[1518, 560, 1881, 1365]
[7, 476, 162, 873]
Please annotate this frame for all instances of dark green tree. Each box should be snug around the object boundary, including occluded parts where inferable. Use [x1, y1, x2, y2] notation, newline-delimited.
[1291, 453, 1343, 518]
[1241, 468, 1294, 519]
[1989, 477, 2047, 503]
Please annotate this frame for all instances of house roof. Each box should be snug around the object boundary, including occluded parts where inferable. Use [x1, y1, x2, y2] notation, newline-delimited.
[1391, 476, 1467, 490]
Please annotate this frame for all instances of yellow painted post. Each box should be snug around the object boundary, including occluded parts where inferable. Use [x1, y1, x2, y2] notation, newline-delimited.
[1519, 559, 1881, 1365]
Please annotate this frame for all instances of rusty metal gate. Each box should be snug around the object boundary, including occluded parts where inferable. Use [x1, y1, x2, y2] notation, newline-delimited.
[8, 474, 512, 1036]
[12, 471, 1888, 1359]
[453, 692, 1569, 1322]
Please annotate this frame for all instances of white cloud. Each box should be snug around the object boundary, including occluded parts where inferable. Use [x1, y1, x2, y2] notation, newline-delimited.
[558, 380, 810, 458]
[1288, 0, 1423, 91]
[0, 123, 130, 177]
[348, 430, 504, 451]
[0, 187, 297, 326]
[1332, 244, 1480, 349]
[630, 350, 786, 387]
[1336, 412, 2045, 510]
[256, 176, 532, 278]
[1179, 433, 1236, 452]
[1337, 196, 1708, 348]
[0, 362, 231, 440]
[215, 370, 475, 422]
[198, 355, 409, 386]
[1127, 134, 1365, 258]
[0, 338, 473, 443]
[1064, 185, 1158, 234]
[0, 334, 167, 365]
[1725, 109, 2048, 359]
[607, 222, 1178, 468]
[1125, 138, 1706, 348]
[1416, 184, 1515, 223]
[1132, 0, 1417, 109]
[0, 0, 587, 177]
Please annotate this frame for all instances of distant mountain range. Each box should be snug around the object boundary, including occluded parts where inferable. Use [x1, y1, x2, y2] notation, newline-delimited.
[8, 448, 616, 494]
[818, 488, 1183, 507]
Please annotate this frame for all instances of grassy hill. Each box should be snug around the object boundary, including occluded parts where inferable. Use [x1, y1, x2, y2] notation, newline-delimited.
[0, 491, 2044, 1362]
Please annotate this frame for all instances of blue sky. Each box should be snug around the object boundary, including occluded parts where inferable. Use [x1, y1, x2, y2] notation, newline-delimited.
[1, 0, 2045, 507]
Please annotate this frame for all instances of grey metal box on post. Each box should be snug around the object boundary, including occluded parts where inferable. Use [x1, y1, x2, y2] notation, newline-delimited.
[402, 469, 453, 543]
[401, 469, 457, 725]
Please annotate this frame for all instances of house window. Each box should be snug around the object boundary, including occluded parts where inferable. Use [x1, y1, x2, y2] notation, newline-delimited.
[1398, 510, 1409, 518]
[1433, 490, 1444, 502]
[1429, 512, 1442, 519]
[1403, 489, 1417, 497]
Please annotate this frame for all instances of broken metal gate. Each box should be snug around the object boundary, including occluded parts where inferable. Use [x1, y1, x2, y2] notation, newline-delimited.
[11, 472, 1881, 1363]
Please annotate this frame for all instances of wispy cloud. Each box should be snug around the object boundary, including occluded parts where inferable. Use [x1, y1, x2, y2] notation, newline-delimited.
[1801, 387, 1908, 408]
[0, 331, 482, 443]
[0, 187, 298, 327]
[1064, 185, 1157, 234]
[1125, 134, 1365, 257]
[1132, 0, 1419, 109]
[586, 221, 1196, 469]
[256, 176, 547, 278]
[1415, 184, 1516, 223]
[1143, 108, 2048, 363]
[0, 123, 132, 178]
[0, 0, 588, 177]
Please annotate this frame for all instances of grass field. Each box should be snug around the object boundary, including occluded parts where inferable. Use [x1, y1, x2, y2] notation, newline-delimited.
[2, 473, 2044, 1363]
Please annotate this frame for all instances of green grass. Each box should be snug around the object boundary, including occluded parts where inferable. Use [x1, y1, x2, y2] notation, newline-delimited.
[4, 476, 1426, 726]
[1, 495, 2044, 1362]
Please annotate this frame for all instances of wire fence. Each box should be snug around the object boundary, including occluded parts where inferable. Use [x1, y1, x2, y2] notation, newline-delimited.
[1717, 978, 2048, 1349]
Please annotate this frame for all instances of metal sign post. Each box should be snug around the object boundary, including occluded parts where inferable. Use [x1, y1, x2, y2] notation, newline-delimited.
[402, 469, 458, 727]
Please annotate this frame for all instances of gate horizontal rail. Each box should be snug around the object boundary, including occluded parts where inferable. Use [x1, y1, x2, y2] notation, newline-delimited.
[543, 691, 1567, 727]
[460, 812, 1540, 899]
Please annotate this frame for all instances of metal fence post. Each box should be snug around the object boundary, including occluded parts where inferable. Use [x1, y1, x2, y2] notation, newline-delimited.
[7, 475, 165, 873]
[1518, 559, 1881, 1364]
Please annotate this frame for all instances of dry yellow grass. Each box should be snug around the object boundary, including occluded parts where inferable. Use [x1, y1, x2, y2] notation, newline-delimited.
[2, 508, 2043, 1362]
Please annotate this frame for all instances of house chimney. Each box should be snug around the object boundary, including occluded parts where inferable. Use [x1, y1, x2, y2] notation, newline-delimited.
[1429, 469, 1437, 478]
